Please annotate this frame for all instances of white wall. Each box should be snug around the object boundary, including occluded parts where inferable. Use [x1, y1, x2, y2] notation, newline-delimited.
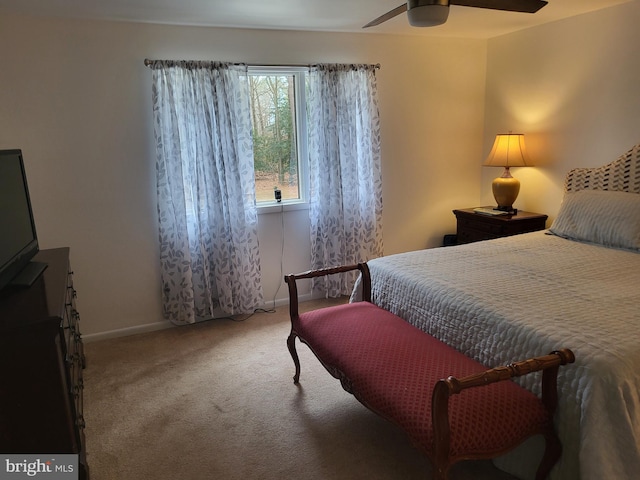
[483, 1, 640, 221]
[0, 14, 487, 338]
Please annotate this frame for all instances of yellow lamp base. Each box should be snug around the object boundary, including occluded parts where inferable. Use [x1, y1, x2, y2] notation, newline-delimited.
[492, 167, 520, 211]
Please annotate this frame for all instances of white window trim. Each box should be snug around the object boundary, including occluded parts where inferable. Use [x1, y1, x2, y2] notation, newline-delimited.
[248, 66, 310, 214]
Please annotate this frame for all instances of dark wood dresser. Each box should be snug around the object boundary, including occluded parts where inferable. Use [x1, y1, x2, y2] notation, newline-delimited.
[453, 208, 548, 245]
[0, 247, 89, 479]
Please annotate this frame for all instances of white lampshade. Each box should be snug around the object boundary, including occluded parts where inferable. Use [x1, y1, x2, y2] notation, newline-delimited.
[407, 3, 450, 27]
[483, 134, 532, 168]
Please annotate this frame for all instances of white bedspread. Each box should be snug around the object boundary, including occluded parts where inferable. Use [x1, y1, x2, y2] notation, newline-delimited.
[353, 231, 640, 480]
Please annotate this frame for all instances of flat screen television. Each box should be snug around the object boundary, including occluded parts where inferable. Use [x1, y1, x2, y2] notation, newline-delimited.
[0, 149, 47, 291]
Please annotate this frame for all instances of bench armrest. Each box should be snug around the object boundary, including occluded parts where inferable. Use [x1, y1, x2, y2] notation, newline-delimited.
[431, 348, 575, 472]
[284, 263, 371, 320]
[442, 349, 575, 397]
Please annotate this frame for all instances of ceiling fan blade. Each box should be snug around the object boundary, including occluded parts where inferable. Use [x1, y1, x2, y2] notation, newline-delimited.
[450, 0, 547, 13]
[363, 4, 408, 28]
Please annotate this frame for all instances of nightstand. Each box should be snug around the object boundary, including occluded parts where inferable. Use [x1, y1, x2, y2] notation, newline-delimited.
[453, 208, 548, 245]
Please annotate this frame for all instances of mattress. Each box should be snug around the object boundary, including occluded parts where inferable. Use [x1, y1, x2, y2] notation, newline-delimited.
[352, 231, 640, 480]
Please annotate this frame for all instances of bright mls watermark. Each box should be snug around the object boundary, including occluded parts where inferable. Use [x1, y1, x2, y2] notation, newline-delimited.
[1, 455, 78, 479]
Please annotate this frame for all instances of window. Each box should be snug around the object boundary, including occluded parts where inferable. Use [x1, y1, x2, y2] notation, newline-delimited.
[248, 67, 308, 207]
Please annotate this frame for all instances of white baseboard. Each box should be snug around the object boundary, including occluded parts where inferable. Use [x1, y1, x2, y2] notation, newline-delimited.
[83, 320, 174, 343]
[82, 293, 314, 343]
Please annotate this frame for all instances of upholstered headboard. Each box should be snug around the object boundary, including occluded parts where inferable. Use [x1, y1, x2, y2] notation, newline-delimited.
[565, 143, 640, 193]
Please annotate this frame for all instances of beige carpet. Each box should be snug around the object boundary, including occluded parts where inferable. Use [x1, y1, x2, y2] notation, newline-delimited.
[83, 298, 518, 480]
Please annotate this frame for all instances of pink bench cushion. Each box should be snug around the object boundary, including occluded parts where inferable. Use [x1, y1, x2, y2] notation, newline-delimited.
[296, 302, 549, 460]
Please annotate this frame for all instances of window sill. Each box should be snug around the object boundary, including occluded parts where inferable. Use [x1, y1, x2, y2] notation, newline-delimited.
[257, 201, 309, 215]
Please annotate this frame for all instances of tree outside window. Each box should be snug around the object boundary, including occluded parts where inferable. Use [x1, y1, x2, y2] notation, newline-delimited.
[249, 71, 303, 204]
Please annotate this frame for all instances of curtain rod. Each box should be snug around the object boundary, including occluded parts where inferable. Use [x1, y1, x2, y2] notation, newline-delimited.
[143, 58, 380, 69]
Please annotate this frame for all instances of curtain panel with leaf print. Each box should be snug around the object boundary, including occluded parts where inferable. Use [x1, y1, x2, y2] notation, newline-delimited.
[307, 64, 384, 297]
[150, 60, 263, 325]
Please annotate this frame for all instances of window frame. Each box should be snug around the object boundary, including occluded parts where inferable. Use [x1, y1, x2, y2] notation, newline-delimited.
[248, 66, 310, 213]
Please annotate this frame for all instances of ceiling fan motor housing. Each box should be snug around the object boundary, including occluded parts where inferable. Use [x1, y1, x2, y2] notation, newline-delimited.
[408, 0, 450, 27]
[363, 0, 547, 29]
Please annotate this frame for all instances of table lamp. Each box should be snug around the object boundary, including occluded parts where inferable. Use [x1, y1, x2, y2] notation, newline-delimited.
[483, 133, 532, 212]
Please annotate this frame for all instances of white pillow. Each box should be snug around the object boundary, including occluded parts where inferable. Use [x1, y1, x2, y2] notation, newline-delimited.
[549, 190, 640, 252]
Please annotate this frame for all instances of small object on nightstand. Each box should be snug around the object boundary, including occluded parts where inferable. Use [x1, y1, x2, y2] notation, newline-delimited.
[473, 207, 510, 216]
[453, 208, 548, 245]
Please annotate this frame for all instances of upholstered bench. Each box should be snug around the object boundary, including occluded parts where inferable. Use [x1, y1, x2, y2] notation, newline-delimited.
[285, 263, 575, 480]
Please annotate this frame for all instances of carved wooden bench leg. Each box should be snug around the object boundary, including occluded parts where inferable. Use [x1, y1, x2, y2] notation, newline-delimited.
[287, 333, 301, 384]
[536, 357, 565, 480]
[536, 430, 561, 480]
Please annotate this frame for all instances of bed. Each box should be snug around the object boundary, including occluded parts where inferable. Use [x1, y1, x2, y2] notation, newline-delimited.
[351, 144, 640, 480]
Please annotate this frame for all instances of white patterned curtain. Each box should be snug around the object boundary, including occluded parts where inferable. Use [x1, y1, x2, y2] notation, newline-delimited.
[150, 60, 263, 325]
[307, 64, 384, 297]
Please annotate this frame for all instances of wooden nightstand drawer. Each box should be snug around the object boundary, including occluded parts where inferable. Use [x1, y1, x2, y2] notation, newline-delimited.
[457, 226, 496, 244]
[453, 208, 548, 245]
[457, 216, 507, 235]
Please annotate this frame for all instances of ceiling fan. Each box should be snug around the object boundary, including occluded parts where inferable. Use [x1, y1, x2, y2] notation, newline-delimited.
[363, 0, 548, 28]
